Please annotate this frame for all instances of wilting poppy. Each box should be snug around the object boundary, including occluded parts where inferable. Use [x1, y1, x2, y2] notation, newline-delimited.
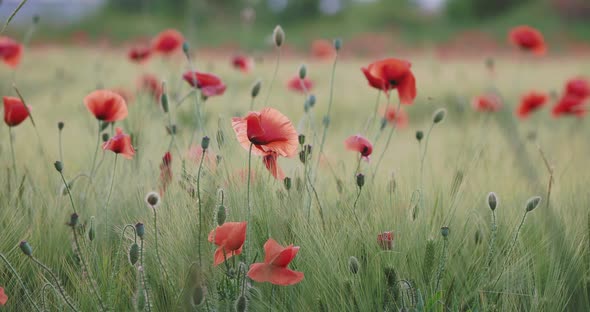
[183, 71, 227, 97]
[509, 26, 546, 56]
[232, 55, 254, 73]
[128, 45, 151, 63]
[361, 58, 417, 105]
[3, 96, 30, 127]
[103, 127, 135, 159]
[247, 238, 304, 286]
[377, 231, 394, 250]
[564, 77, 589, 99]
[0, 287, 7, 306]
[84, 90, 128, 122]
[382, 106, 409, 128]
[152, 29, 184, 55]
[311, 39, 335, 60]
[345, 135, 373, 160]
[0, 36, 23, 68]
[287, 76, 313, 93]
[472, 94, 503, 112]
[516, 91, 548, 119]
[208, 221, 247, 266]
[159, 152, 172, 196]
[138, 74, 163, 102]
[552, 95, 586, 117]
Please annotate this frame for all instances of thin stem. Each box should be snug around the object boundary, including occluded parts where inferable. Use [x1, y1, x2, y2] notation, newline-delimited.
[352, 188, 362, 230]
[103, 155, 118, 239]
[8, 127, 17, 186]
[315, 51, 339, 180]
[59, 130, 64, 163]
[435, 237, 449, 292]
[30, 256, 79, 312]
[89, 120, 101, 177]
[263, 47, 281, 107]
[139, 239, 152, 312]
[59, 172, 77, 214]
[365, 91, 381, 133]
[420, 123, 435, 190]
[196, 148, 206, 267]
[306, 171, 326, 231]
[0, 253, 40, 311]
[486, 210, 498, 270]
[153, 208, 171, 287]
[71, 227, 106, 311]
[107, 224, 136, 305]
[249, 97, 255, 111]
[372, 95, 398, 179]
[493, 211, 528, 287]
[246, 143, 253, 261]
[41, 283, 60, 312]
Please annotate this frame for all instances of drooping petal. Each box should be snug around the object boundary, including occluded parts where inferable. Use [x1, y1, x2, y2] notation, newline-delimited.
[247, 263, 304, 286]
[397, 72, 417, 105]
[213, 246, 243, 266]
[262, 153, 285, 180]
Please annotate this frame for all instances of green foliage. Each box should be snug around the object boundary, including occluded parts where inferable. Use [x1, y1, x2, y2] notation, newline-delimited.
[446, 0, 532, 20]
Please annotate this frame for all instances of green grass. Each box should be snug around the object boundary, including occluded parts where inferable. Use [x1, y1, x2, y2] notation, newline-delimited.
[0, 44, 589, 311]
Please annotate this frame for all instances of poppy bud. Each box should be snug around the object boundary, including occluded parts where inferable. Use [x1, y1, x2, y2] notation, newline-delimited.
[20, 241, 32, 256]
[216, 205, 227, 226]
[145, 191, 160, 208]
[487, 192, 497, 211]
[348, 256, 360, 274]
[216, 129, 225, 147]
[307, 94, 316, 108]
[333, 38, 342, 51]
[299, 150, 307, 164]
[298, 134, 305, 145]
[356, 173, 365, 189]
[102, 133, 110, 142]
[283, 177, 292, 191]
[33, 15, 40, 24]
[191, 285, 206, 307]
[416, 130, 424, 141]
[88, 217, 96, 241]
[440, 226, 449, 238]
[68, 213, 79, 227]
[235, 295, 248, 312]
[54, 161, 63, 173]
[525, 196, 541, 212]
[299, 64, 307, 79]
[251, 79, 262, 98]
[432, 108, 446, 124]
[182, 41, 190, 57]
[273, 25, 285, 47]
[135, 223, 145, 239]
[58, 121, 65, 131]
[161, 90, 169, 113]
[129, 243, 140, 265]
[201, 136, 210, 150]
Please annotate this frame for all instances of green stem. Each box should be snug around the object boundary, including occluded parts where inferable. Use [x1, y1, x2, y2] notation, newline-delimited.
[493, 211, 528, 287]
[107, 224, 136, 305]
[263, 47, 281, 107]
[352, 189, 362, 230]
[71, 227, 106, 310]
[315, 51, 339, 180]
[365, 91, 381, 133]
[8, 127, 17, 187]
[435, 237, 449, 292]
[153, 208, 171, 287]
[372, 96, 398, 179]
[30, 256, 79, 312]
[419, 123, 435, 191]
[59, 172, 77, 214]
[196, 148, 206, 267]
[246, 143, 253, 261]
[0, 253, 40, 311]
[103, 155, 118, 239]
[485, 210, 497, 270]
[139, 239, 152, 312]
[59, 130, 64, 163]
[89, 120, 101, 177]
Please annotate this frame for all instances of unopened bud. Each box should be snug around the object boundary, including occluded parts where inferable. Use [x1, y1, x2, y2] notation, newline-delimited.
[58, 121, 64, 130]
[54, 161, 63, 173]
[298, 134, 305, 145]
[182, 41, 190, 57]
[348, 256, 360, 274]
[102, 133, 110, 142]
[20, 241, 32, 256]
[416, 130, 424, 141]
[192, 285, 206, 307]
[251, 79, 262, 98]
[333, 38, 342, 51]
[135, 222, 145, 239]
[129, 243, 140, 265]
[160, 89, 169, 113]
[68, 213, 79, 227]
[201, 136, 210, 150]
[306, 94, 316, 108]
[283, 177, 292, 191]
[273, 25, 285, 47]
[217, 205, 227, 226]
[88, 217, 96, 241]
[433, 108, 446, 124]
[487, 192, 497, 211]
[356, 173, 365, 188]
[440, 226, 450, 238]
[525, 196, 541, 212]
[299, 64, 307, 79]
[235, 295, 248, 312]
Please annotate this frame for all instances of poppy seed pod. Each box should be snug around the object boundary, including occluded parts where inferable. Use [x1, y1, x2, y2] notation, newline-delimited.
[298, 134, 305, 145]
[145, 191, 160, 208]
[356, 173, 365, 189]
[102, 133, 110, 142]
[440, 226, 450, 238]
[416, 130, 424, 141]
[432, 108, 446, 124]
[333, 38, 342, 51]
[299, 64, 307, 80]
[348, 256, 360, 274]
[216, 205, 227, 226]
[201, 136, 210, 150]
[68, 213, 79, 227]
[283, 177, 292, 191]
[88, 218, 96, 241]
[251, 80, 262, 98]
[487, 192, 497, 211]
[19, 241, 32, 256]
[235, 295, 248, 312]
[129, 243, 140, 265]
[525, 196, 541, 212]
[54, 161, 63, 173]
[58, 121, 64, 131]
[273, 25, 284, 47]
[135, 223, 145, 239]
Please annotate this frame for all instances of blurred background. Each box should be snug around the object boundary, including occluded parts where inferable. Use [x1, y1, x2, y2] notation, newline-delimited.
[0, 0, 589, 55]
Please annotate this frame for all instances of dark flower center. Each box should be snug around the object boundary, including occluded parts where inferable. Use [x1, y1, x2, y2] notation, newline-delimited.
[361, 146, 369, 155]
[388, 80, 398, 87]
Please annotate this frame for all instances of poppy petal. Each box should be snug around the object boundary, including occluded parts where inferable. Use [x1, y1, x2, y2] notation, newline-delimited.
[397, 72, 417, 105]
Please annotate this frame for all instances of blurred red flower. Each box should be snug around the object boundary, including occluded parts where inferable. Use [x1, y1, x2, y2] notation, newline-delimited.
[84, 90, 128, 122]
[3, 96, 30, 127]
[472, 94, 503, 112]
[103, 127, 135, 159]
[208, 221, 247, 266]
[0, 287, 7, 306]
[362, 58, 417, 105]
[509, 26, 546, 56]
[382, 106, 409, 128]
[552, 95, 587, 117]
[159, 152, 172, 196]
[287, 77, 313, 93]
[311, 39, 335, 60]
[564, 77, 589, 99]
[138, 74, 163, 102]
[231, 55, 254, 73]
[345, 134, 373, 160]
[183, 71, 227, 97]
[377, 231, 394, 250]
[247, 238, 304, 286]
[152, 29, 184, 55]
[516, 91, 548, 119]
[0, 36, 23, 68]
[128, 45, 151, 64]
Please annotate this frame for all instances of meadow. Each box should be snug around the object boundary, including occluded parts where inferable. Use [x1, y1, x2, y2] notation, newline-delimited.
[0, 26, 589, 312]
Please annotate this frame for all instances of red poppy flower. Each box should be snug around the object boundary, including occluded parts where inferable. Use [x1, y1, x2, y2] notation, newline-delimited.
[472, 94, 502, 112]
[232, 107, 298, 158]
[377, 231, 394, 250]
[128, 45, 151, 63]
[232, 55, 254, 73]
[102, 127, 135, 159]
[182, 71, 227, 97]
[263, 152, 285, 180]
[0, 287, 7, 306]
[382, 106, 409, 128]
[564, 77, 589, 99]
[84, 90, 128, 122]
[247, 238, 304, 286]
[208, 221, 247, 266]
[0, 36, 23, 68]
[345, 135, 373, 160]
[311, 39, 334, 60]
[552, 95, 587, 117]
[138, 74, 163, 102]
[516, 91, 548, 119]
[152, 29, 184, 55]
[159, 152, 172, 196]
[3, 96, 30, 127]
[361, 58, 417, 105]
[287, 77, 313, 93]
[509, 26, 546, 56]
